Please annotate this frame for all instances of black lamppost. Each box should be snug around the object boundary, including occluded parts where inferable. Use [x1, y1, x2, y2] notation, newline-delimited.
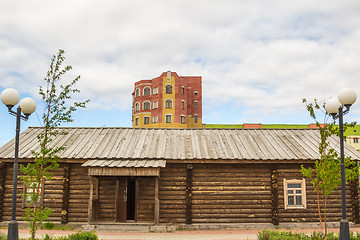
[1, 88, 36, 240]
[325, 88, 357, 240]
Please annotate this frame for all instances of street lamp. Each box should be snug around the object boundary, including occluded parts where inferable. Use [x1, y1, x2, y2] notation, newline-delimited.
[325, 88, 357, 240]
[1, 88, 36, 240]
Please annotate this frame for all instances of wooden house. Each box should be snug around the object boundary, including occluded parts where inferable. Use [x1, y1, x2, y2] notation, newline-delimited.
[0, 127, 360, 226]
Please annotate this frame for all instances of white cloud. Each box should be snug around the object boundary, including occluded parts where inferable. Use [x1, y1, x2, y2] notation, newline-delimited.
[1, 0, 360, 127]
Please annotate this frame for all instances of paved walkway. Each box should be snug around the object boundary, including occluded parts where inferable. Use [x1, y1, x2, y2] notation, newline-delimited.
[1, 227, 360, 240]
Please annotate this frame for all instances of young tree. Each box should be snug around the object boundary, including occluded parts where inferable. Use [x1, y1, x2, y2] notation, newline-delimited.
[300, 98, 358, 237]
[20, 49, 89, 240]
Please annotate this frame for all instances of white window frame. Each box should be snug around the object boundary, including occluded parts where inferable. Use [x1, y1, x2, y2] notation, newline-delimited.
[135, 102, 140, 112]
[165, 84, 172, 94]
[181, 86, 185, 94]
[181, 100, 185, 110]
[283, 178, 307, 210]
[194, 100, 198, 109]
[165, 114, 172, 123]
[165, 99, 173, 109]
[153, 87, 158, 95]
[152, 116, 158, 123]
[355, 138, 359, 144]
[143, 87, 151, 96]
[135, 88, 140, 97]
[144, 116, 150, 125]
[143, 101, 151, 110]
[153, 101, 158, 109]
[181, 115, 185, 124]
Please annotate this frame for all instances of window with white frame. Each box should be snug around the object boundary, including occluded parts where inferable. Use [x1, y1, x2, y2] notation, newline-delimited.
[181, 86, 185, 94]
[194, 100, 198, 109]
[181, 115, 185, 124]
[144, 116, 150, 125]
[152, 116, 158, 123]
[153, 101, 158, 109]
[355, 138, 359, 143]
[165, 115, 172, 123]
[143, 101, 151, 110]
[181, 100, 185, 110]
[135, 117, 139, 126]
[166, 85, 172, 94]
[135, 102, 140, 112]
[165, 99, 172, 109]
[22, 181, 44, 208]
[144, 87, 151, 96]
[135, 88, 140, 97]
[153, 87, 158, 94]
[283, 178, 307, 210]
[194, 114, 198, 123]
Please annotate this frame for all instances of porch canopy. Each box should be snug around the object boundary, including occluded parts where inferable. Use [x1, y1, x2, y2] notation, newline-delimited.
[81, 159, 166, 176]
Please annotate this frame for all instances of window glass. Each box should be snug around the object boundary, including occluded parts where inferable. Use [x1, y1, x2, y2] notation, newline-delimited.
[181, 115, 185, 124]
[181, 86, 185, 94]
[135, 103, 140, 111]
[153, 87, 158, 94]
[166, 115, 172, 123]
[182, 101, 185, 109]
[165, 99, 172, 109]
[194, 101, 198, 109]
[143, 101, 151, 110]
[284, 179, 306, 209]
[153, 101, 158, 109]
[166, 85, 172, 94]
[152, 116, 158, 123]
[144, 117, 150, 124]
[194, 115, 198, 123]
[144, 87, 151, 96]
[135, 118, 139, 125]
[135, 89, 140, 97]
[355, 138, 359, 143]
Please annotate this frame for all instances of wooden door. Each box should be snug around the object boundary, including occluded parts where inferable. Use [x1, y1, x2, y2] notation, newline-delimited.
[115, 177, 127, 222]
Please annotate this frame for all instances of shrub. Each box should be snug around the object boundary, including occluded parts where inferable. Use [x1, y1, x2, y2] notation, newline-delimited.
[43, 222, 55, 230]
[258, 230, 360, 240]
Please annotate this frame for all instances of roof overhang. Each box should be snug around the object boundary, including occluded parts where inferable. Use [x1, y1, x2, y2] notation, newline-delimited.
[81, 159, 166, 177]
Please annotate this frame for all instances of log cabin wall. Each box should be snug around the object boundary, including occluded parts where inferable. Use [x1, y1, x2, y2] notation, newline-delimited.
[191, 163, 272, 224]
[97, 177, 115, 222]
[67, 164, 90, 222]
[2, 163, 64, 222]
[137, 177, 155, 222]
[277, 163, 353, 223]
[159, 163, 187, 224]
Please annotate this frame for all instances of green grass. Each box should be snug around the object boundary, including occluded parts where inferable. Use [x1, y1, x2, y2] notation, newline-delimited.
[257, 229, 360, 240]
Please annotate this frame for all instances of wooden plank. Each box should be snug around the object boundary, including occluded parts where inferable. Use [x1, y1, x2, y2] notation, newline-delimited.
[270, 165, 279, 225]
[89, 167, 160, 176]
[154, 177, 159, 225]
[186, 164, 193, 224]
[88, 176, 94, 224]
[61, 164, 70, 224]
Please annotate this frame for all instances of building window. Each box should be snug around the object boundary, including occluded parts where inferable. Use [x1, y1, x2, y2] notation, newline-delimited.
[165, 115, 172, 123]
[135, 117, 139, 126]
[135, 102, 140, 112]
[181, 86, 185, 94]
[194, 91, 198, 95]
[22, 181, 44, 208]
[143, 101, 151, 110]
[153, 87, 158, 94]
[135, 88, 140, 97]
[144, 87, 151, 96]
[165, 99, 172, 109]
[181, 100, 185, 110]
[166, 85, 172, 94]
[181, 115, 185, 124]
[144, 116, 150, 125]
[153, 101, 158, 109]
[283, 178, 306, 210]
[194, 101, 198, 109]
[355, 138, 359, 143]
[194, 114, 198, 123]
[152, 116, 158, 123]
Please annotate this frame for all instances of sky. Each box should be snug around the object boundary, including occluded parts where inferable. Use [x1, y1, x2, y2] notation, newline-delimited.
[1, 0, 360, 146]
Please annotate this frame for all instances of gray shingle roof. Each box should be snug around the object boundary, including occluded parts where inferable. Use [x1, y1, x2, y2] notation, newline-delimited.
[0, 127, 359, 161]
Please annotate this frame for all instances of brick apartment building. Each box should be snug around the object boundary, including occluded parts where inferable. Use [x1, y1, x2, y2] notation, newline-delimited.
[132, 71, 202, 128]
